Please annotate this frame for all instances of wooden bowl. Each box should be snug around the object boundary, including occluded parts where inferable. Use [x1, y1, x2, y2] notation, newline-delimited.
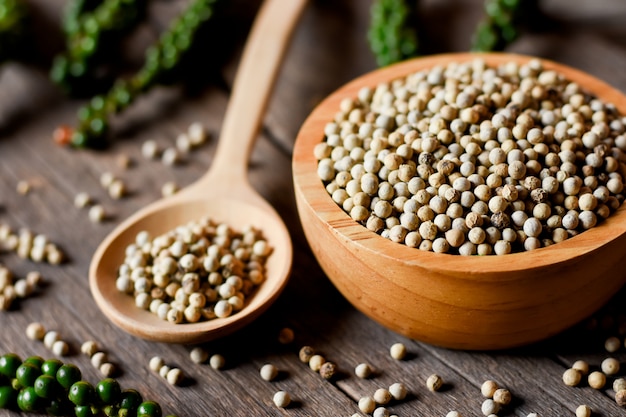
[292, 52, 626, 350]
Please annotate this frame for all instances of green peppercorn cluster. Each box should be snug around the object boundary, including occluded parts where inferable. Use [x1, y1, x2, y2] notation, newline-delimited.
[50, 0, 147, 96]
[0, 0, 29, 64]
[70, 0, 221, 149]
[471, 0, 525, 52]
[0, 353, 175, 417]
[367, 0, 419, 67]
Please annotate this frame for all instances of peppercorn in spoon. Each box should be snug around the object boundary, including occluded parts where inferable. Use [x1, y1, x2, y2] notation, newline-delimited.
[89, 0, 307, 343]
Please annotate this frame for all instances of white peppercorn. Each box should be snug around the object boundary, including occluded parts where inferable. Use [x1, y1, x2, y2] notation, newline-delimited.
[309, 354, 325, 372]
[426, 373, 443, 392]
[99, 363, 116, 377]
[613, 378, 626, 392]
[81, 340, 99, 357]
[141, 140, 160, 159]
[388, 382, 407, 401]
[563, 368, 582, 387]
[481, 399, 500, 416]
[51, 340, 69, 356]
[601, 357, 620, 375]
[25, 322, 45, 340]
[272, 391, 290, 408]
[389, 342, 407, 360]
[588, 371, 606, 389]
[355, 362, 373, 379]
[43, 331, 60, 349]
[575, 404, 591, 417]
[88, 204, 106, 223]
[373, 388, 392, 405]
[189, 347, 208, 364]
[210, 353, 225, 370]
[481, 380, 498, 397]
[260, 364, 278, 381]
[74, 192, 92, 208]
[166, 368, 184, 386]
[373, 407, 390, 417]
[358, 396, 376, 414]
[91, 351, 108, 368]
[493, 388, 511, 405]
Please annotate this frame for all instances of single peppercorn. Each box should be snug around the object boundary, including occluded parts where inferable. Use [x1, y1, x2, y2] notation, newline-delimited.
[426, 373, 443, 392]
[563, 368, 582, 387]
[588, 371, 606, 389]
[56, 363, 82, 390]
[319, 361, 337, 380]
[137, 400, 163, 417]
[96, 378, 122, 405]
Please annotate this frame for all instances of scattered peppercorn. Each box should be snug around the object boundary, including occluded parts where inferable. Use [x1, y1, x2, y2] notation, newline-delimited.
[575, 404, 592, 417]
[260, 364, 278, 382]
[588, 371, 606, 389]
[319, 361, 337, 380]
[272, 390, 290, 408]
[389, 342, 407, 360]
[299, 346, 315, 363]
[355, 362, 373, 379]
[427, 373, 443, 392]
[563, 368, 582, 387]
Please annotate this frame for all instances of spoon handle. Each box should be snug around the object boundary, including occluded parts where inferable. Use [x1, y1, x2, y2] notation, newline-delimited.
[203, 0, 308, 184]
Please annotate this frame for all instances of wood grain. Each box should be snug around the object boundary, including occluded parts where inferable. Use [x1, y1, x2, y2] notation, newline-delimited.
[2, 0, 626, 416]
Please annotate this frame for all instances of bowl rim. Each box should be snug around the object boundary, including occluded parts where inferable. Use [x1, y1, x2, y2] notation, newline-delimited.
[292, 51, 626, 278]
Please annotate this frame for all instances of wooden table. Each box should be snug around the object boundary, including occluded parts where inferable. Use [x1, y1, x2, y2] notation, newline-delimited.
[3, 0, 626, 416]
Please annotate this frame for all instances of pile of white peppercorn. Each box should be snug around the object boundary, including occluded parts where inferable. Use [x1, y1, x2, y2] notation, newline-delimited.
[0, 223, 65, 263]
[116, 217, 271, 323]
[315, 58, 626, 254]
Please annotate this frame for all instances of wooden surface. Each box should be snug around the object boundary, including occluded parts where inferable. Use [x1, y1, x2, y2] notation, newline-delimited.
[3, 0, 626, 416]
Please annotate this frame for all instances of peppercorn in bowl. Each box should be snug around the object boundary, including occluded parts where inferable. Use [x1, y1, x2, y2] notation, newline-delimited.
[292, 52, 626, 350]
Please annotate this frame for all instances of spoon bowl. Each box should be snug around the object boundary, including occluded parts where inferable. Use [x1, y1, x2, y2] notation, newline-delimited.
[89, 0, 307, 344]
[90, 184, 292, 343]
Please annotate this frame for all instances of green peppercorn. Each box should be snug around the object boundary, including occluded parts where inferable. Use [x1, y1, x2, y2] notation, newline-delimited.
[367, 0, 419, 66]
[0, 0, 30, 63]
[23, 355, 44, 368]
[46, 398, 69, 416]
[119, 388, 143, 411]
[66, 0, 222, 149]
[51, 0, 148, 96]
[137, 400, 163, 417]
[471, 0, 535, 51]
[74, 404, 97, 417]
[16, 386, 43, 412]
[96, 378, 122, 405]
[0, 353, 22, 378]
[34, 374, 61, 399]
[56, 363, 82, 390]
[0, 385, 17, 409]
[15, 362, 42, 388]
[69, 380, 95, 406]
[41, 358, 64, 376]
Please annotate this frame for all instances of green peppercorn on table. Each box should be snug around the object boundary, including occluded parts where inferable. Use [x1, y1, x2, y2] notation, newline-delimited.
[3, 0, 626, 416]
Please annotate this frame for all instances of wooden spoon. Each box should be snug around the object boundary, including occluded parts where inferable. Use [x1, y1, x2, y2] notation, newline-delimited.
[89, 0, 308, 344]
